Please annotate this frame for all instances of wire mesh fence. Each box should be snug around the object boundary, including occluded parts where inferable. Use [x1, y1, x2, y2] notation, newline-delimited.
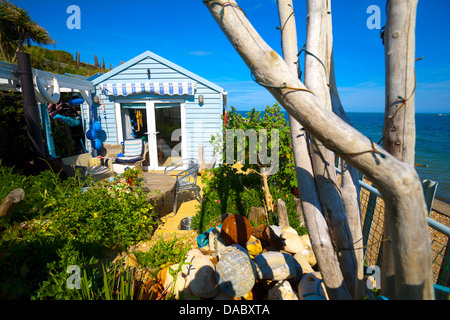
[358, 177, 450, 299]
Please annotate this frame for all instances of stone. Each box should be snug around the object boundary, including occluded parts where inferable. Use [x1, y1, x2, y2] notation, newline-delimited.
[221, 214, 252, 246]
[215, 244, 256, 297]
[209, 227, 227, 256]
[269, 225, 283, 237]
[298, 272, 328, 300]
[300, 235, 317, 267]
[246, 235, 263, 257]
[282, 226, 298, 235]
[213, 292, 239, 300]
[293, 252, 314, 274]
[253, 251, 303, 281]
[281, 231, 305, 254]
[183, 249, 219, 298]
[163, 264, 188, 299]
[268, 280, 299, 300]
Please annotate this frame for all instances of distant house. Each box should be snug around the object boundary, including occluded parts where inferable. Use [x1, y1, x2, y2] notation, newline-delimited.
[83, 50, 226, 170]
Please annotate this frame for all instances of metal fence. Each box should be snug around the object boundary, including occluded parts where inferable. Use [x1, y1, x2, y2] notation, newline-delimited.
[353, 173, 450, 299]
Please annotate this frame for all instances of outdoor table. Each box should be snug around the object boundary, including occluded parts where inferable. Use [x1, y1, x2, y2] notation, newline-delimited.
[142, 171, 176, 202]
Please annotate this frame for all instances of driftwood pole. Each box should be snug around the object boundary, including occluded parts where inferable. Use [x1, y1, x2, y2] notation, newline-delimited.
[204, 0, 434, 299]
[381, 0, 423, 299]
[303, 0, 363, 299]
[276, 0, 351, 299]
[322, 0, 365, 299]
[0, 188, 25, 219]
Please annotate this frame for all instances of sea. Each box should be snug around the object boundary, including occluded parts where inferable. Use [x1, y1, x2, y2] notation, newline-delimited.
[236, 111, 450, 203]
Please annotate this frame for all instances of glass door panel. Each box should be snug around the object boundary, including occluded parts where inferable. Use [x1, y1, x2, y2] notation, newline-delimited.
[154, 103, 182, 167]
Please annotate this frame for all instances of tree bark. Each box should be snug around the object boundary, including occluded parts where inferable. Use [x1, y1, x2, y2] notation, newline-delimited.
[381, 0, 420, 299]
[204, 0, 434, 299]
[323, 0, 365, 300]
[276, 0, 351, 299]
[304, 0, 361, 299]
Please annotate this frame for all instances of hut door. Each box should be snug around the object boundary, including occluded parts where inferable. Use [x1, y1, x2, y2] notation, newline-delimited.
[149, 101, 185, 169]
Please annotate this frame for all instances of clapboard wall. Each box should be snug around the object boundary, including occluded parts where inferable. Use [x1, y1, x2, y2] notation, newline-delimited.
[82, 51, 225, 165]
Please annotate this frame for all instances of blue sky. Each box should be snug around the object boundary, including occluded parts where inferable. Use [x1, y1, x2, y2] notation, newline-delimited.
[12, 0, 450, 113]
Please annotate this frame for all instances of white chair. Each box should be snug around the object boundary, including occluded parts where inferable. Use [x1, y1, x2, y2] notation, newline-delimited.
[167, 161, 202, 215]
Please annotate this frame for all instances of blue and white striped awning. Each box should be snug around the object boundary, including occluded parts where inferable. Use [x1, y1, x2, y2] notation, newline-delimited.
[100, 82, 196, 96]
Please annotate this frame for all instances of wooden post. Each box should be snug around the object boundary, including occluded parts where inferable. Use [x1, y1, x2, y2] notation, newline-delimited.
[0, 188, 25, 219]
[276, 198, 289, 227]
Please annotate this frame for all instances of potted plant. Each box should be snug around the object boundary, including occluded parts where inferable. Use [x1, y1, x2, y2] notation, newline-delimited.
[120, 167, 142, 186]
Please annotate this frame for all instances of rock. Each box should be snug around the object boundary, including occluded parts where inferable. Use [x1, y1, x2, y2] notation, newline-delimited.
[163, 264, 188, 299]
[281, 232, 305, 254]
[293, 252, 314, 274]
[300, 235, 317, 267]
[268, 280, 299, 300]
[282, 226, 298, 235]
[221, 214, 252, 246]
[215, 244, 256, 297]
[183, 249, 219, 298]
[209, 227, 227, 256]
[246, 235, 263, 257]
[269, 225, 283, 237]
[298, 272, 328, 300]
[253, 251, 303, 281]
[213, 292, 239, 300]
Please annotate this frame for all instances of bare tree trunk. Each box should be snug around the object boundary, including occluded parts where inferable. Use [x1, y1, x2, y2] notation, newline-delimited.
[276, 0, 351, 299]
[381, 0, 421, 299]
[303, 0, 361, 299]
[382, 1, 417, 167]
[323, 0, 364, 300]
[204, 0, 434, 299]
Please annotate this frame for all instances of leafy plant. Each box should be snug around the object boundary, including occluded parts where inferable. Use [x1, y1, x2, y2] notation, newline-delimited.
[134, 235, 191, 277]
[0, 162, 158, 299]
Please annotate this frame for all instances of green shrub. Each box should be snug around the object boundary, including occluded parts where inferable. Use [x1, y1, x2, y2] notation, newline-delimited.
[134, 235, 191, 277]
[0, 163, 158, 299]
[193, 104, 305, 235]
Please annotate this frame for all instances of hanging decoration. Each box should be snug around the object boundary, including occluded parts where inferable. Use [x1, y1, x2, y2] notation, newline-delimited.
[35, 75, 60, 104]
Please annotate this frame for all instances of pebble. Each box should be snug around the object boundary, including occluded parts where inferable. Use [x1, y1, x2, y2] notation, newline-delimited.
[215, 244, 256, 297]
[268, 280, 299, 300]
[281, 231, 305, 254]
[293, 252, 314, 274]
[253, 251, 303, 281]
[183, 249, 219, 298]
[163, 264, 189, 299]
[246, 235, 263, 257]
[209, 227, 227, 256]
[300, 235, 317, 267]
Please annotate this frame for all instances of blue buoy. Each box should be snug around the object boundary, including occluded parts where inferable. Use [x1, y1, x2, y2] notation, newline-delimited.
[86, 129, 96, 140]
[97, 129, 107, 142]
[93, 121, 102, 132]
[68, 98, 85, 106]
[94, 138, 103, 150]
